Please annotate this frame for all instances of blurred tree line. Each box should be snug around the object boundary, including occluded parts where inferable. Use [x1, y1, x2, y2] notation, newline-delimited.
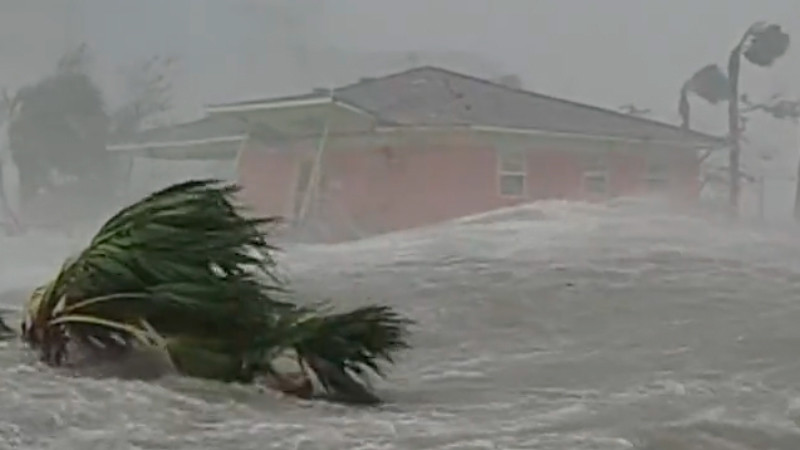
[1, 44, 176, 228]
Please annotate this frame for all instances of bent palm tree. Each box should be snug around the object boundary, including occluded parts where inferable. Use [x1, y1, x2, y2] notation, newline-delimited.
[21, 179, 412, 404]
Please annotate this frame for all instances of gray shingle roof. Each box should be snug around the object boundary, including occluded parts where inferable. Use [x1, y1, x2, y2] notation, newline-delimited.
[332, 66, 722, 145]
[209, 66, 722, 146]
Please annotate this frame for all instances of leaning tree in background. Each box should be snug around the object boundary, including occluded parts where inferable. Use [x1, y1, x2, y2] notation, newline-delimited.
[7, 44, 111, 205]
[3, 45, 177, 229]
[679, 22, 790, 217]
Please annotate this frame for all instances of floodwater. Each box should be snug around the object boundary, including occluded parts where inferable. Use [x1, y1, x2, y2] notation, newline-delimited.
[3, 199, 800, 449]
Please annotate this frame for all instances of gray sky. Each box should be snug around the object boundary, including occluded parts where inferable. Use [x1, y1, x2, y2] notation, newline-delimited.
[0, 1, 798, 149]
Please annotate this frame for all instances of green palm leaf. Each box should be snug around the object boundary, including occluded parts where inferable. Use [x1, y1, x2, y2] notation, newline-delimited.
[21, 178, 413, 404]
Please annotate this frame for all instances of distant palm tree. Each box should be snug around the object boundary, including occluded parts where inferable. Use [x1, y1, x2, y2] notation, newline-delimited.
[679, 64, 731, 129]
[679, 22, 790, 217]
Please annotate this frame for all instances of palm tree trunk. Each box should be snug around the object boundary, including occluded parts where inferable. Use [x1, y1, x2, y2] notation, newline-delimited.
[727, 45, 743, 218]
[679, 85, 691, 130]
[794, 155, 800, 221]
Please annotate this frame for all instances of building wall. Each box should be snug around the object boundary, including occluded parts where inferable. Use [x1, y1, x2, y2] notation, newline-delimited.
[237, 141, 298, 219]
[238, 131, 702, 241]
[602, 143, 701, 202]
[321, 143, 518, 234]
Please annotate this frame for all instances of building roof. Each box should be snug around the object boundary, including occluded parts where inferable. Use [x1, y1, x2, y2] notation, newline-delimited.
[107, 115, 247, 160]
[108, 115, 247, 150]
[208, 66, 724, 147]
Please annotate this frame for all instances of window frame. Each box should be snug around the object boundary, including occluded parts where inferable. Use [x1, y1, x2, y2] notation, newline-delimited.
[497, 148, 528, 198]
[644, 159, 671, 191]
[581, 154, 609, 197]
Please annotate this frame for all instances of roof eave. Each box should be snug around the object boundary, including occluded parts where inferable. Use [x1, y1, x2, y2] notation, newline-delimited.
[107, 134, 247, 152]
[204, 96, 375, 119]
[468, 125, 725, 149]
[206, 96, 332, 113]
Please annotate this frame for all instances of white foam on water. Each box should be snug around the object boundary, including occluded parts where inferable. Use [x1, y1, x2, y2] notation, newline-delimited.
[4, 198, 800, 449]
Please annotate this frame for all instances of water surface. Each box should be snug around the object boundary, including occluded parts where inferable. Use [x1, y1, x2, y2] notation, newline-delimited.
[3, 200, 800, 449]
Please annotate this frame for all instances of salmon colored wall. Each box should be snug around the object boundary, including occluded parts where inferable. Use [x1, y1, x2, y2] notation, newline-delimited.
[321, 144, 523, 234]
[608, 151, 645, 196]
[238, 134, 701, 239]
[237, 144, 298, 218]
[670, 150, 702, 202]
[532, 150, 583, 199]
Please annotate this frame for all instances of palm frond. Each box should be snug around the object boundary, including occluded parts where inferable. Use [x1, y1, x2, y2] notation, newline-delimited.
[20, 178, 414, 404]
[22, 179, 289, 367]
[293, 305, 413, 377]
[283, 304, 414, 403]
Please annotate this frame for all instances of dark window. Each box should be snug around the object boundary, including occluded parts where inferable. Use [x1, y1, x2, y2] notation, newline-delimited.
[584, 154, 607, 172]
[645, 161, 670, 191]
[499, 151, 525, 173]
[646, 176, 670, 190]
[582, 154, 609, 196]
[499, 174, 526, 197]
[583, 171, 608, 195]
[497, 149, 527, 197]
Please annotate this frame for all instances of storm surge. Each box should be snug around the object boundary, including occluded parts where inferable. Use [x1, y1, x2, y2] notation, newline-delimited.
[3, 199, 800, 449]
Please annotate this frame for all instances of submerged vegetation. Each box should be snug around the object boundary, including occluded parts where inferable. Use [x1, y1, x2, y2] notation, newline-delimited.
[16, 179, 413, 404]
